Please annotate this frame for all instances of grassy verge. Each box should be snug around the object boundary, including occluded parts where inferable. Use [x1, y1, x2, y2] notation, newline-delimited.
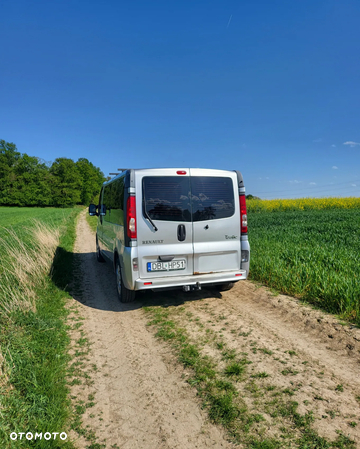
[86, 213, 98, 233]
[144, 304, 356, 448]
[0, 208, 80, 448]
[247, 208, 360, 325]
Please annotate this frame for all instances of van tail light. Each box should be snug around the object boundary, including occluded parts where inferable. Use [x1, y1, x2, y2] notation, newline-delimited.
[126, 195, 137, 239]
[239, 195, 248, 234]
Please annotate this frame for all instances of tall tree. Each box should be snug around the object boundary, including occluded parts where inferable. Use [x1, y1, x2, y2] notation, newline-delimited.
[0, 140, 21, 205]
[76, 158, 105, 205]
[49, 158, 82, 207]
[12, 154, 52, 206]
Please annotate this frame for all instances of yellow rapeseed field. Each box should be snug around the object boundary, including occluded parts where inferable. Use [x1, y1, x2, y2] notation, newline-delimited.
[247, 196, 360, 212]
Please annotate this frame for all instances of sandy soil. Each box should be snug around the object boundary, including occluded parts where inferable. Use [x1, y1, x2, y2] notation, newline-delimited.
[68, 212, 360, 448]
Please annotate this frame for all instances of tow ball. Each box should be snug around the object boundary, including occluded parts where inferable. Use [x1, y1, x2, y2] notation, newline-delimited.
[183, 283, 201, 292]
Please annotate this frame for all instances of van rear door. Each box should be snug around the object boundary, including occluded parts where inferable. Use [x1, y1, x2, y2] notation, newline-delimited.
[136, 169, 194, 279]
[189, 169, 241, 274]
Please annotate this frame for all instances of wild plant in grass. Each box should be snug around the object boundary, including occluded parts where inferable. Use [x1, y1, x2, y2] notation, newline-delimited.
[0, 220, 60, 315]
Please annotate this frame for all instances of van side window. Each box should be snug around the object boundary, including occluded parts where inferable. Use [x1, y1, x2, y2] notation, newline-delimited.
[110, 177, 125, 225]
[143, 177, 191, 222]
[191, 177, 235, 221]
[103, 184, 111, 222]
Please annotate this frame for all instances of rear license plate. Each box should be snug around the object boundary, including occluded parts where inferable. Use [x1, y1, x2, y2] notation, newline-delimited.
[147, 260, 186, 272]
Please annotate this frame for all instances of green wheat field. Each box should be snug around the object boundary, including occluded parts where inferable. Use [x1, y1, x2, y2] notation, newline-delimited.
[247, 198, 360, 324]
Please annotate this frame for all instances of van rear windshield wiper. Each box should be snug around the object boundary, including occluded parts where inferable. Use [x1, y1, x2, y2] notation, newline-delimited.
[143, 198, 158, 232]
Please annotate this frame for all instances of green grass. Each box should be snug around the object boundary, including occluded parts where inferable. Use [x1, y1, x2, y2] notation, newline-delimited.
[0, 207, 80, 448]
[0, 206, 80, 242]
[86, 213, 98, 233]
[224, 361, 246, 377]
[248, 208, 360, 325]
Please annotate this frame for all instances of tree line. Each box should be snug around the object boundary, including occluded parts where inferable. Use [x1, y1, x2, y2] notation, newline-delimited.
[0, 140, 106, 207]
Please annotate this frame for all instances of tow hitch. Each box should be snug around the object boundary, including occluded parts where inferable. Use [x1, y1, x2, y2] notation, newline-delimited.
[183, 283, 201, 292]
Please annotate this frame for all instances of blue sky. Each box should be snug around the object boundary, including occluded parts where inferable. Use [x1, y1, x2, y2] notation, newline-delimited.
[1, 0, 360, 199]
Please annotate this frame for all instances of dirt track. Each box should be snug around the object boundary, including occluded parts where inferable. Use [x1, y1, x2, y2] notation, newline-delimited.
[68, 212, 360, 448]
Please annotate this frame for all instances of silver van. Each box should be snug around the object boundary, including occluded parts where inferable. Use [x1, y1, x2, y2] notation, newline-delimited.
[89, 168, 250, 302]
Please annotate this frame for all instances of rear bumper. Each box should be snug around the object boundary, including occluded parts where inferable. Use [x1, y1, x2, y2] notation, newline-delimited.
[134, 270, 247, 291]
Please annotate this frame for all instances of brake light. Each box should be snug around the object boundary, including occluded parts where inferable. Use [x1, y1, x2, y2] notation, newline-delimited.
[176, 170, 187, 175]
[126, 195, 137, 239]
[239, 195, 248, 234]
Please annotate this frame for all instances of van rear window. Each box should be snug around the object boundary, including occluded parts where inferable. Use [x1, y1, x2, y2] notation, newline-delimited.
[143, 177, 191, 222]
[191, 177, 235, 221]
[143, 176, 235, 222]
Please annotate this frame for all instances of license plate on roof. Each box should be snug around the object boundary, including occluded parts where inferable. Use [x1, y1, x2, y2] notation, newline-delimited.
[147, 260, 186, 272]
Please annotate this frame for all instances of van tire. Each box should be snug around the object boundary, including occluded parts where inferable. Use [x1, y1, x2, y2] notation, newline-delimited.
[215, 282, 235, 292]
[96, 238, 105, 263]
[115, 259, 136, 303]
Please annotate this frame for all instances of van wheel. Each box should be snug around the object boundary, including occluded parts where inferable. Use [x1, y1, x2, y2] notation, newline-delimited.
[215, 282, 234, 292]
[115, 260, 136, 303]
[96, 238, 105, 263]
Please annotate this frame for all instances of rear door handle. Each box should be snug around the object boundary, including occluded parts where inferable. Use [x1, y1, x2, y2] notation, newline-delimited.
[177, 224, 186, 242]
[159, 255, 175, 261]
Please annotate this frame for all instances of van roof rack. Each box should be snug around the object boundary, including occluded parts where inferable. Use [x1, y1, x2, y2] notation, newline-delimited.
[109, 168, 129, 175]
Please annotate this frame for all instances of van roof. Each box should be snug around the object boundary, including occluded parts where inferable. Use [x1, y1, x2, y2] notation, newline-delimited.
[104, 168, 244, 189]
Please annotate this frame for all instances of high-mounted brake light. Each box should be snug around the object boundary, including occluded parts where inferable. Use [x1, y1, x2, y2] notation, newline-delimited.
[239, 195, 248, 234]
[126, 195, 137, 239]
[176, 170, 187, 175]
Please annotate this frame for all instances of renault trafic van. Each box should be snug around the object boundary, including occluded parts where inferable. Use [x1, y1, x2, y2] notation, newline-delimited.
[89, 168, 250, 302]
